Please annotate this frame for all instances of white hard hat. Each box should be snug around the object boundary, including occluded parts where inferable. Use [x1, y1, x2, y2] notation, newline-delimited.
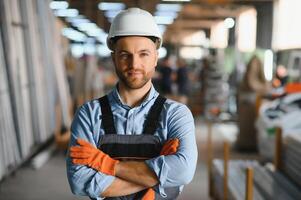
[107, 7, 162, 50]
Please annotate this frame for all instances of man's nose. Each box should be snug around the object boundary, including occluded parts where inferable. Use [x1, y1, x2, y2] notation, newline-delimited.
[130, 54, 140, 69]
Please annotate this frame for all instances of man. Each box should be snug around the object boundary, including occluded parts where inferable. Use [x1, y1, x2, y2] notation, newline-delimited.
[66, 8, 197, 200]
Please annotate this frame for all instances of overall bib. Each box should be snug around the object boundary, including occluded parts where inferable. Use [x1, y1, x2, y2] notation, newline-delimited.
[94, 95, 180, 200]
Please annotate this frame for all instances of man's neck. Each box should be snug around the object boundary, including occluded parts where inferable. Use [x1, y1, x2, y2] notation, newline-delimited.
[118, 82, 152, 108]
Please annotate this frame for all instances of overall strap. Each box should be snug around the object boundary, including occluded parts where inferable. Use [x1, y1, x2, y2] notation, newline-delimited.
[98, 95, 117, 134]
[143, 95, 167, 135]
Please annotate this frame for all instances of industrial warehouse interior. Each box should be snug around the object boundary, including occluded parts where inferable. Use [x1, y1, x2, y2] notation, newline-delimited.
[1, 0, 301, 199]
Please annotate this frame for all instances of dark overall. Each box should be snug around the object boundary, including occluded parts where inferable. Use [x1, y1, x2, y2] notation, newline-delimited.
[93, 95, 180, 200]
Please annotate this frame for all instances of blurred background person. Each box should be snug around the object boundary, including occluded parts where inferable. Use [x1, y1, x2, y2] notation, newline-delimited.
[236, 55, 271, 152]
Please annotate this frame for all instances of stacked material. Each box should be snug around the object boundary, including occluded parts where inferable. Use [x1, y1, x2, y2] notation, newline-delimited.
[256, 93, 301, 161]
[0, 0, 71, 181]
[212, 160, 264, 200]
[1, 0, 35, 159]
[202, 56, 229, 120]
[283, 133, 301, 188]
[212, 159, 301, 200]
[0, 26, 21, 181]
[253, 165, 301, 200]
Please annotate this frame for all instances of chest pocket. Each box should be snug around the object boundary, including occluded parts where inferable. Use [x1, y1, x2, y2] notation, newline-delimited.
[99, 134, 162, 160]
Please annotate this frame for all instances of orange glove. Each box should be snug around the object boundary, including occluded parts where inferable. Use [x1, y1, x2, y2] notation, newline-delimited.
[70, 139, 119, 176]
[160, 138, 179, 155]
[142, 188, 155, 200]
[142, 138, 179, 200]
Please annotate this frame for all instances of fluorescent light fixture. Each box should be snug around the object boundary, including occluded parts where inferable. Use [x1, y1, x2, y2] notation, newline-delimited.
[183, 31, 207, 46]
[162, 0, 190, 2]
[158, 25, 167, 34]
[74, 22, 105, 37]
[211, 21, 228, 48]
[84, 43, 96, 55]
[104, 10, 121, 19]
[54, 9, 79, 17]
[159, 47, 167, 59]
[86, 28, 103, 37]
[77, 22, 98, 31]
[224, 18, 235, 29]
[155, 16, 174, 25]
[67, 17, 90, 25]
[237, 8, 257, 52]
[264, 49, 274, 81]
[49, 1, 68, 10]
[98, 2, 125, 11]
[156, 4, 182, 12]
[62, 28, 87, 42]
[71, 44, 84, 58]
[154, 11, 178, 18]
[96, 32, 108, 44]
[86, 28, 106, 38]
[272, 0, 301, 50]
[97, 45, 111, 57]
[180, 47, 203, 59]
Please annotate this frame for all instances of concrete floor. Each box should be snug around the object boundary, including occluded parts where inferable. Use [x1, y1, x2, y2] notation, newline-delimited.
[0, 119, 251, 200]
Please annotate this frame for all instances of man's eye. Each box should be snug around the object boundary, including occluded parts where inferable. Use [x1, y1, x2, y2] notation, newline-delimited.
[140, 53, 149, 57]
[119, 54, 129, 59]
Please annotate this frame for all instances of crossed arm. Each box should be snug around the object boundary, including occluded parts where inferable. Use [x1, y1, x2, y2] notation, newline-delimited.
[101, 161, 158, 197]
[100, 176, 149, 197]
[69, 138, 178, 198]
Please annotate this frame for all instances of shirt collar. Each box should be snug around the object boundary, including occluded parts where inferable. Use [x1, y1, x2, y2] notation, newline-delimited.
[109, 83, 159, 108]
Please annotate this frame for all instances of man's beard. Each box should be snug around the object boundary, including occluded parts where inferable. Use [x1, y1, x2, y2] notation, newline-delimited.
[116, 68, 152, 89]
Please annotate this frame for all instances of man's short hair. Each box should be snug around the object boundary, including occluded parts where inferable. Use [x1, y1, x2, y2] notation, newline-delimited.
[110, 36, 160, 51]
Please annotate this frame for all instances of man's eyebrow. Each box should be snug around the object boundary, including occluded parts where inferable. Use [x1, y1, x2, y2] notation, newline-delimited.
[117, 50, 130, 54]
[117, 49, 152, 54]
[139, 49, 151, 53]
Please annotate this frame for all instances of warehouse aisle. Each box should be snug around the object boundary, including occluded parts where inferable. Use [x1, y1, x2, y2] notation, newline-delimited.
[0, 151, 85, 200]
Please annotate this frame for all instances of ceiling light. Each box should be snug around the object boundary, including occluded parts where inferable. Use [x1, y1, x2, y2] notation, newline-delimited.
[84, 43, 96, 55]
[97, 45, 111, 57]
[71, 44, 84, 58]
[159, 47, 167, 59]
[96, 32, 108, 44]
[154, 11, 178, 19]
[264, 50, 273, 81]
[180, 47, 203, 60]
[86, 28, 105, 37]
[156, 4, 182, 12]
[54, 9, 79, 17]
[158, 25, 167, 34]
[62, 28, 87, 42]
[67, 18, 90, 25]
[154, 16, 174, 25]
[104, 10, 121, 18]
[224, 18, 235, 29]
[76, 22, 98, 31]
[98, 2, 125, 11]
[49, 1, 68, 10]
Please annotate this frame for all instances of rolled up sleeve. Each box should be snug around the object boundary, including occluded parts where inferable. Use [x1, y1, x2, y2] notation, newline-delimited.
[145, 104, 198, 197]
[66, 104, 115, 199]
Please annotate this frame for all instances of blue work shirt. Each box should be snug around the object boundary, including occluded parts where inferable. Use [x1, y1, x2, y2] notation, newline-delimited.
[66, 84, 198, 199]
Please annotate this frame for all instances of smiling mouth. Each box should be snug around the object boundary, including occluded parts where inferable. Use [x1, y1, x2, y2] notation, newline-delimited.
[127, 70, 143, 76]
